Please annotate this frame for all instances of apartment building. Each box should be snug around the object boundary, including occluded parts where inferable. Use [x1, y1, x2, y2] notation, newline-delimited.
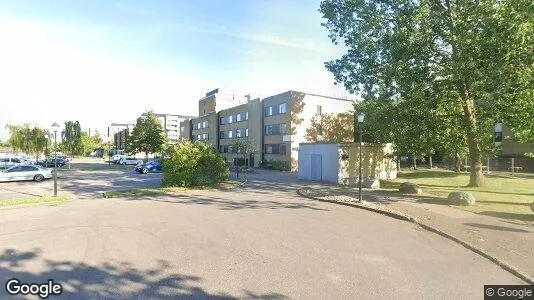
[179, 89, 354, 170]
[494, 123, 534, 157]
[218, 98, 262, 166]
[262, 91, 354, 170]
[147, 113, 195, 144]
[107, 123, 134, 143]
[114, 128, 129, 151]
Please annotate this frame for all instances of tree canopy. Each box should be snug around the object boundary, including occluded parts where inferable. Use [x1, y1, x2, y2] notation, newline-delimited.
[62, 121, 83, 156]
[320, 0, 534, 186]
[6, 124, 49, 160]
[128, 111, 167, 158]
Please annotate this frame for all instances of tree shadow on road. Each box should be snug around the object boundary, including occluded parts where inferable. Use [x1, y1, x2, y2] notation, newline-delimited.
[0, 248, 289, 299]
[114, 193, 329, 212]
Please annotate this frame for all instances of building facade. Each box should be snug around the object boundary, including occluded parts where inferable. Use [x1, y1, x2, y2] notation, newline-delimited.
[147, 113, 195, 144]
[179, 89, 355, 170]
[107, 123, 134, 143]
[218, 99, 262, 167]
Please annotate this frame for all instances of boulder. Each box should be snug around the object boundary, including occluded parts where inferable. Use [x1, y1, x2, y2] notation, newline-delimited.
[399, 182, 422, 194]
[363, 178, 381, 190]
[448, 192, 476, 206]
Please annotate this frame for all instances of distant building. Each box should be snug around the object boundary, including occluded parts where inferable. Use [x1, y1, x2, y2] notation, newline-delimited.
[107, 123, 134, 143]
[494, 123, 534, 157]
[144, 113, 196, 144]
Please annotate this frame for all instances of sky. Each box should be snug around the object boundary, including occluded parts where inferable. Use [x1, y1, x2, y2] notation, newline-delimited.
[0, 0, 353, 141]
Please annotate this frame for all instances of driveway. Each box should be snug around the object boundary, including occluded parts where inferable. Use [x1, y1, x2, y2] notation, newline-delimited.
[0, 181, 525, 299]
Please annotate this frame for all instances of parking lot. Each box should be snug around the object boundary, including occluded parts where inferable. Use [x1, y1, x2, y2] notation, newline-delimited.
[0, 158, 162, 200]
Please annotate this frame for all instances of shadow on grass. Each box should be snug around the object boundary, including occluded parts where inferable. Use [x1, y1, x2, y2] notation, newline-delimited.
[0, 248, 288, 299]
[478, 211, 534, 223]
[464, 222, 532, 233]
[417, 184, 534, 196]
[398, 170, 460, 179]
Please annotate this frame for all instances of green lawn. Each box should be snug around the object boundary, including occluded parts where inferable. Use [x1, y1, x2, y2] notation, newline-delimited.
[0, 195, 70, 208]
[104, 181, 242, 198]
[382, 169, 534, 224]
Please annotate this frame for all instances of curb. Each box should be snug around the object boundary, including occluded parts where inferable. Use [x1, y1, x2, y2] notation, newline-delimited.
[296, 188, 534, 284]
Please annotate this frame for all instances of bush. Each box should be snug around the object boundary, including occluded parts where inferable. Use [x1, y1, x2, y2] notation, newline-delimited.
[263, 159, 290, 171]
[163, 142, 229, 187]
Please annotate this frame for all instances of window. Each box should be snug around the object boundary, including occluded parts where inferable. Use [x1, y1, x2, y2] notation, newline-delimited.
[236, 129, 242, 138]
[279, 103, 286, 114]
[22, 166, 38, 171]
[197, 134, 201, 140]
[219, 117, 227, 125]
[180, 126, 184, 133]
[245, 112, 249, 120]
[202, 133, 208, 140]
[245, 128, 249, 137]
[495, 132, 503, 142]
[264, 124, 288, 135]
[203, 121, 208, 128]
[220, 131, 226, 139]
[264, 144, 287, 155]
[236, 114, 241, 122]
[11, 158, 21, 163]
[265, 106, 273, 116]
[228, 130, 233, 138]
[219, 145, 229, 153]
[7, 166, 23, 172]
[228, 115, 233, 123]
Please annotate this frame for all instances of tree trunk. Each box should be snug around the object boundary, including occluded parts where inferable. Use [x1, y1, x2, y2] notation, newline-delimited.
[412, 154, 417, 170]
[429, 156, 433, 169]
[461, 87, 484, 187]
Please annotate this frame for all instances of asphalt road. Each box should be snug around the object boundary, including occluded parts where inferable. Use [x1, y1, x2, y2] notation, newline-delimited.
[0, 175, 525, 299]
[0, 168, 162, 200]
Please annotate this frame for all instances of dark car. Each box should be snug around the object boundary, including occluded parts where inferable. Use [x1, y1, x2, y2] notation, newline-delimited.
[38, 158, 67, 168]
[135, 161, 162, 174]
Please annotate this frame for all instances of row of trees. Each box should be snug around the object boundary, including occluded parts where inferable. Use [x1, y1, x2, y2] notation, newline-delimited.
[5, 122, 105, 158]
[319, 0, 534, 187]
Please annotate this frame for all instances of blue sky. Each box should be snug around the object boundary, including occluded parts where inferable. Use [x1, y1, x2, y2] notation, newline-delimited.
[0, 0, 351, 140]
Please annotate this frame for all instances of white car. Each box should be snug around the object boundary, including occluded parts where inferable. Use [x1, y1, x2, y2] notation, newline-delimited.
[118, 157, 141, 165]
[112, 154, 126, 164]
[0, 157, 24, 169]
[0, 165, 53, 182]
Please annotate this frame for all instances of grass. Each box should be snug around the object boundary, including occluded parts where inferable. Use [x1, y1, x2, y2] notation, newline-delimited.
[0, 195, 70, 208]
[104, 181, 242, 198]
[382, 169, 534, 225]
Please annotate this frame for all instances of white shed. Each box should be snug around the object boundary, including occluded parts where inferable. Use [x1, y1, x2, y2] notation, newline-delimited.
[298, 142, 397, 184]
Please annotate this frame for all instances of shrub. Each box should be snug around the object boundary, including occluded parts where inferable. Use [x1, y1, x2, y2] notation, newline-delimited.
[264, 159, 290, 171]
[163, 142, 229, 187]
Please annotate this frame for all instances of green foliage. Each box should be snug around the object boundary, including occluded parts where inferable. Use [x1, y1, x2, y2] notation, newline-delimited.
[319, 0, 534, 186]
[128, 111, 167, 158]
[6, 124, 49, 159]
[62, 121, 83, 156]
[81, 132, 103, 156]
[163, 141, 229, 187]
[263, 159, 291, 171]
[305, 112, 354, 142]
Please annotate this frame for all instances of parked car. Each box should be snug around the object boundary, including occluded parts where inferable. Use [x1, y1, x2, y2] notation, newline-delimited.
[118, 156, 141, 165]
[38, 157, 67, 168]
[135, 161, 162, 174]
[112, 154, 126, 164]
[0, 157, 24, 169]
[0, 165, 53, 182]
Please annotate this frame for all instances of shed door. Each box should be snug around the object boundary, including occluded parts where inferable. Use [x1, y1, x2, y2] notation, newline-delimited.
[310, 154, 322, 181]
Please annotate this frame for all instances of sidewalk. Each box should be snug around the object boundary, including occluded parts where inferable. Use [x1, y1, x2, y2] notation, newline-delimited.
[298, 186, 534, 282]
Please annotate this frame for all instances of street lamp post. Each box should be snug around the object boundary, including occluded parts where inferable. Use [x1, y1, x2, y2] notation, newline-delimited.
[51, 122, 60, 197]
[108, 142, 111, 167]
[357, 113, 365, 202]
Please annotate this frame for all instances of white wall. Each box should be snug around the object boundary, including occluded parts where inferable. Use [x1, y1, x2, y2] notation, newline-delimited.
[298, 143, 340, 183]
[291, 94, 353, 166]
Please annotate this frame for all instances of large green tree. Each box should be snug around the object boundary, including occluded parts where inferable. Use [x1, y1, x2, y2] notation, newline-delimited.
[320, 0, 534, 186]
[81, 132, 103, 156]
[128, 111, 167, 159]
[62, 121, 83, 156]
